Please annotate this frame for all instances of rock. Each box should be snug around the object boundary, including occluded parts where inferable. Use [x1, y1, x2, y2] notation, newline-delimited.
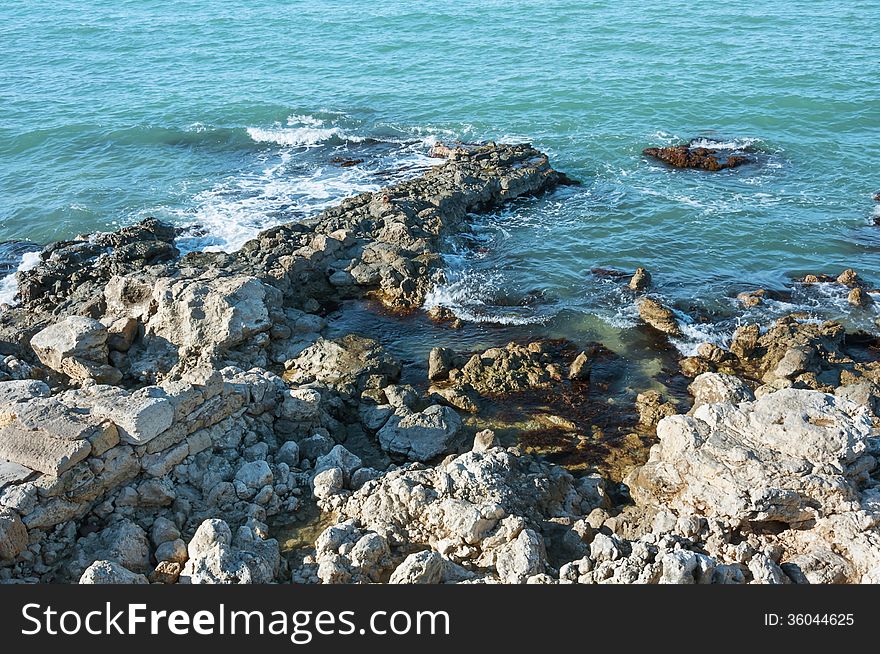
[689, 372, 754, 410]
[148, 275, 281, 358]
[106, 317, 139, 352]
[70, 519, 152, 578]
[180, 519, 280, 584]
[280, 388, 322, 422]
[276, 440, 300, 467]
[314, 520, 393, 584]
[628, 267, 651, 291]
[428, 347, 454, 382]
[643, 144, 748, 171]
[568, 352, 591, 380]
[659, 550, 715, 584]
[235, 460, 273, 490]
[30, 316, 120, 383]
[473, 429, 499, 453]
[456, 342, 556, 395]
[79, 560, 148, 584]
[314, 445, 362, 486]
[837, 268, 861, 287]
[772, 346, 816, 379]
[0, 508, 28, 561]
[389, 550, 446, 584]
[155, 539, 188, 564]
[90, 388, 174, 445]
[635, 390, 677, 429]
[284, 335, 401, 392]
[150, 561, 183, 584]
[0, 379, 50, 405]
[627, 389, 874, 529]
[300, 434, 334, 461]
[150, 516, 181, 547]
[0, 425, 92, 476]
[494, 528, 545, 583]
[313, 467, 344, 500]
[377, 405, 463, 461]
[729, 323, 760, 359]
[637, 298, 682, 337]
[848, 287, 872, 307]
[322, 446, 577, 574]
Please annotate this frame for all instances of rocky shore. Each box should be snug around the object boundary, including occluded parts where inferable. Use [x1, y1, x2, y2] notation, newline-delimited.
[1, 142, 879, 585]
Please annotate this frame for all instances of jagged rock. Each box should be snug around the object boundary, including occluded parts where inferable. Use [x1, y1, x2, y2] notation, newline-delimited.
[627, 389, 875, 529]
[643, 144, 748, 171]
[428, 347, 454, 382]
[568, 352, 591, 380]
[0, 508, 28, 561]
[30, 316, 121, 383]
[180, 519, 280, 584]
[155, 539, 188, 563]
[494, 528, 546, 583]
[837, 268, 861, 287]
[150, 561, 183, 584]
[637, 298, 682, 337]
[635, 390, 677, 428]
[772, 346, 817, 379]
[377, 405, 463, 462]
[284, 335, 401, 392]
[389, 550, 446, 584]
[276, 440, 300, 467]
[314, 445, 362, 486]
[314, 520, 393, 584]
[147, 275, 281, 359]
[848, 287, 872, 307]
[473, 429, 499, 453]
[628, 267, 651, 291]
[456, 342, 557, 395]
[79, 560, 149, 584]
[235, 460, 273, 490]
[321, 447, 585, 571]
[70, 519, 152, 579]
[689, 372, 754, 410]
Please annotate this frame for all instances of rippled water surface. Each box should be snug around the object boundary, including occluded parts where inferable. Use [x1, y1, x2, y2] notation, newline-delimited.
[2, 1, 879, 348]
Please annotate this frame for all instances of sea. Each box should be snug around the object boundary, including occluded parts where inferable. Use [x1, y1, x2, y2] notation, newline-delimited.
[2, 0, 879, 374]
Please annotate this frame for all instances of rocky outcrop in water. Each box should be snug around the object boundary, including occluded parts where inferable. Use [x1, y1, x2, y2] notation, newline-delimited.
[643, 144, 748, 171]
[1, 141, 880, 586]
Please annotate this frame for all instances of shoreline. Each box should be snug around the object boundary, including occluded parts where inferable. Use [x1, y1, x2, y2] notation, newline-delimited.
[0, 142, 879, 584]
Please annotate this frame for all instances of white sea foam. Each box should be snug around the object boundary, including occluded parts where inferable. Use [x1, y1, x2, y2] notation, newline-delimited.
[688, 137, 761, 150]
[247, 125, 358, 147]
[423, 269, 550, 326]
[0, 251, 41, 307]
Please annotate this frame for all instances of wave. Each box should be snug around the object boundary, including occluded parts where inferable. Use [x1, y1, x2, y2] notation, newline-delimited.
[0, 250, 42, 307]
[423, 269, 552, 326]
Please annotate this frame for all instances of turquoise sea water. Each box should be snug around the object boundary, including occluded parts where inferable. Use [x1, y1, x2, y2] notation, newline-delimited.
[2, 1, 879, 351]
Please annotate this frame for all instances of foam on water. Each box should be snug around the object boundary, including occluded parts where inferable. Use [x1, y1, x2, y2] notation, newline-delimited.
[0, 251, 42, 307]
[172, 114, 446, 253]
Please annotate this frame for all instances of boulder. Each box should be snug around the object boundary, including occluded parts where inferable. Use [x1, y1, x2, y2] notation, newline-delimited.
[389, 550, 446, 584]
[284, 335, 401, 392]
[627, 389, 875, 529]
[428, 347, 454, 382]
[377, 405, 463, 462]
[148, 275, 281, 357]
[628, 267, 651, 291]
[30, 316, 121, 383]
[637, 298, 682, 337]
[79, 560, 149, 584]
[688, 372, 754, 410]
[180, 519, 280, 584]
